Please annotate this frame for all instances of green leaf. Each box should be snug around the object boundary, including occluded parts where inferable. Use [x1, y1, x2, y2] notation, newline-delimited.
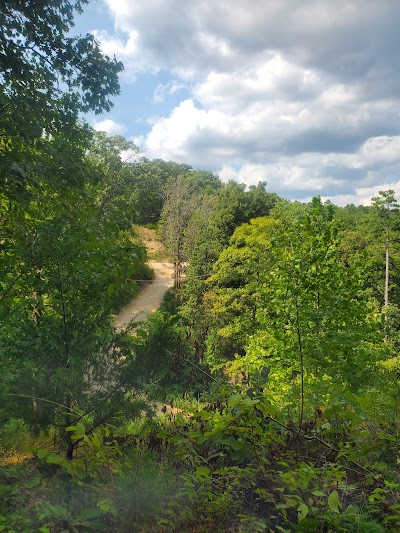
[37, 449, 47, 459]
[99, 503, 111, 512]
[328, 490, 341, 513]
[257, 400, 276, 417]
[228, 394, 243, 407]
[311, 490, 325, 497]
[91, 433, 101, 448]
[46, 453, 63, 465]
[195, 467, 211, 479]
[74, 422, 85, 439]
[243, 397, 259, 406]
[25, 477, 41, 489]
[297, 503, 309, 521]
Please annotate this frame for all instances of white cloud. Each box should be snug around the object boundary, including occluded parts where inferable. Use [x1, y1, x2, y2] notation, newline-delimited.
[91, 0, 400, 204]
[193, 54, 323, 114]
[216, 159, 342, 194]
[315, 180, 400, 207]
[92, 29, 138, 58]
[120, 147, 140, 163]
[356, 180, 400, 205]
[99, 0, 399, 86]
[93, 118, 128, 136]
[153, 81, 188, 103]
[144, 100, 232, 160]
[356, 136, 400, 167]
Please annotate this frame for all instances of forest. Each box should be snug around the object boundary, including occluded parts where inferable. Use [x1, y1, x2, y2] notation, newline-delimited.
[0, 2, 399, 532]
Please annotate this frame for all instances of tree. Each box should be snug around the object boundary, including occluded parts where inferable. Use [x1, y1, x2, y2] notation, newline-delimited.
[0, 138, 148, 453]
[125, 159, 196, 225]
[0, 0, 123, 196]
[214, 180, 278, 243]
[160, 176, 200, 289]
[0, 0, 122, 128]
[87, 132, 140, 230]
[244, 181, 279, 219]
[205, 217, 283, 370]
[338, 191, 400, 340]
[267, 201, 382, 416]
[204, 199, 381, 425]
[186, 170, 222, 195]
[371, 190, 400, 315]
[179, 195, 225, 360]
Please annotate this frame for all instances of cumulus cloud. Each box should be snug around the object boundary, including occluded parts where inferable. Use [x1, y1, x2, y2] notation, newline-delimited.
[93, 118, 128, 136]
[312, 180, 400, 207]
[92, 0, 400, 203]
[153, 81, 188, 103]
[355, 180, 400, 205]
[99, 0, 399, 86]
[356, 136, 400, 168]
[92, 28, 138, 58]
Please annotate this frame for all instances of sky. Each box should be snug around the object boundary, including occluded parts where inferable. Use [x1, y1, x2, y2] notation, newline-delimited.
[73, 0, 400, 206]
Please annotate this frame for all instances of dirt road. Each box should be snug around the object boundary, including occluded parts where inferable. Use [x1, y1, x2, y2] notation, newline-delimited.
[115, 259, 174, 330]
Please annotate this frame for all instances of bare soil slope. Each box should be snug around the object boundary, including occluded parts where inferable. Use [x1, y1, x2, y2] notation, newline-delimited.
[115, 229, 174, 330]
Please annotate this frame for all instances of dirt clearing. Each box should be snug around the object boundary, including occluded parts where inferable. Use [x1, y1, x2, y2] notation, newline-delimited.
[115, 228, 174, 330]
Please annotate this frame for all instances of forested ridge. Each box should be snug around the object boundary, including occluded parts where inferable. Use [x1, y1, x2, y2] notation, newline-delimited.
[0, 2, 399, 532]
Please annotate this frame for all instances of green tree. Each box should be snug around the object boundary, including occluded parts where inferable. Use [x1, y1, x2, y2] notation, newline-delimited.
[0, 156, 147, 453]
[0, 0, 123, 196]
[205, 217, 282, 371]
[128, 158, 166, 225]
[262, 199, 380, 423]
[87, 132, 140, 230]
[126, 159, 196, 225]
[205, 199, 382, 423]
[160, 176, 200, 289]
[337, 193, 400, 308]
[179, 195, 225, 360]
[0, 0, 122, 129]
[371, 190, 400, 311]
[215, 180, 278, 242]
[336, 193, 400, 347]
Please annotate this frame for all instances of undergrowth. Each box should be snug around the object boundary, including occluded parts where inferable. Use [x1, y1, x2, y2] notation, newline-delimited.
[0, 379, 398, 532]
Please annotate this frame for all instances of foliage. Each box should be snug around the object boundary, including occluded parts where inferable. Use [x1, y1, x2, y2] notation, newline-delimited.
[205, 217, 283, 370]
[0, 4, 398, 525]
[159, 175, 201, 288]
[174, 181, 279, 366]
[1, 157, 146, 414]
[0, 422, 180, 533]
[137, 382, 399, 532]
[0, 0, 123, 200]
[337, 191, 400, 307]
[215, 181, 278, 240]
[205, 200, 383, 405]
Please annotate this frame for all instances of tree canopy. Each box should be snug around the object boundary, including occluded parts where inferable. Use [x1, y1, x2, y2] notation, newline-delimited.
[0, 0, 123, 196]
[0, 3, 399, 529]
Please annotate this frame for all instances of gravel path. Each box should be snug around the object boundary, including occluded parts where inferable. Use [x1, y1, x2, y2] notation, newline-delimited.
[114, 253, 186, 416]
[115, 259, 174, 330]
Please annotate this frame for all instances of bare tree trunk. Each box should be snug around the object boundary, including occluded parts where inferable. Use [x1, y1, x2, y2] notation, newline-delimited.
[160, 176, 199, 292]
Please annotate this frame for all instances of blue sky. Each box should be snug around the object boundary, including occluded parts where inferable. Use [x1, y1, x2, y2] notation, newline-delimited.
[73, 0, 400, 206]
[73, 2, 189, 139]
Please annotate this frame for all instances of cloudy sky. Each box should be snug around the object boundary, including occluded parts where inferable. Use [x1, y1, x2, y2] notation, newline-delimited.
[74, 0, 400, 205]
